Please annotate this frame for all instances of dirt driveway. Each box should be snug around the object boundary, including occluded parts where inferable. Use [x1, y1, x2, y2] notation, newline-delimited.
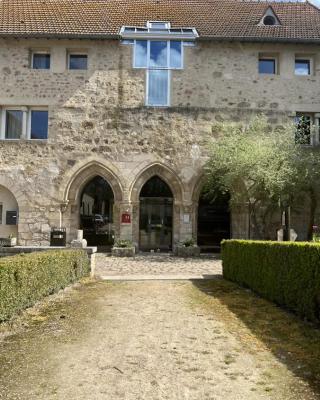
[1, 278, 320, 400]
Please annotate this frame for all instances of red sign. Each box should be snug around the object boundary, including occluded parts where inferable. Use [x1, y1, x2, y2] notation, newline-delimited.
[121, 213, 131, 224]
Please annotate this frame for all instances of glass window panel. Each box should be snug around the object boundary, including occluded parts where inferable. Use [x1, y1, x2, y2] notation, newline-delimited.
[150, 41, 168, 68]
[147, 70, 169, 106]
[5, 110, 23, 139]
[31, 110, 48, 139]
[134, 40, 148, 68]
[259, 59, 275, 74]
[69, 54, 88, 70]
[170, 41, 182, 68]
[295, 59, 310, 75]
[32, 53, 50, 69]
[149, 22, 168, 29]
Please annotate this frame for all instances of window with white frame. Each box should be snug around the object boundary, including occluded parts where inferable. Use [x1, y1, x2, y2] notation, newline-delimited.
[295, 58, 313, 76]
[120, 22, 198, 107]
[0, 107, 48, 140]
[133, 40, 183, 106]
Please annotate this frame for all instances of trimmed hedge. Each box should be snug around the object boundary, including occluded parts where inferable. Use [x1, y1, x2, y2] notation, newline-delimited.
[222, 240, 320, 322]
[0, 250, 90, 322]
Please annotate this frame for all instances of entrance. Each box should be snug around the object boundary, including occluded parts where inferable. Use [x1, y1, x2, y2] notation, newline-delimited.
[197, 189, 230, 252]
[80, 176, 114, 248]
[139, 176, 173, 251]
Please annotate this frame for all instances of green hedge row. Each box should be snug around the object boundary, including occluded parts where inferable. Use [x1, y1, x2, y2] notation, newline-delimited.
[0, 250, 90, 322]
[222, 240, 320, 322]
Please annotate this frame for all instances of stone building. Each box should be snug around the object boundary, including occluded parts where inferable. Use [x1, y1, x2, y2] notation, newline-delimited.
[0, 0, 319, 250]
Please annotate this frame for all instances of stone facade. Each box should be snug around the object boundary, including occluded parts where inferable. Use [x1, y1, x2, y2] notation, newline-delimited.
[0, 38, 318, 246]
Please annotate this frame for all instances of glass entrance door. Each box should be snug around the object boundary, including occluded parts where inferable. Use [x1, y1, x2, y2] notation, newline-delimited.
[139, 197, 173, 251]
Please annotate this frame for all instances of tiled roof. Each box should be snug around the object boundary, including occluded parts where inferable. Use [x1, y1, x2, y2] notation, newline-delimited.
[0, 0, 320, 42]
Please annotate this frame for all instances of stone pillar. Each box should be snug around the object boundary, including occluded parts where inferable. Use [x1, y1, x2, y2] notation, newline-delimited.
[118, 203, 134, 242]
[178, 203, 194, 244]
[231, 203, 249, 239]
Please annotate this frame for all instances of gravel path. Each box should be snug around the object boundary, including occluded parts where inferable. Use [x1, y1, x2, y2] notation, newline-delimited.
[1, 279, 318, 400]
[94, 253, 222, 279]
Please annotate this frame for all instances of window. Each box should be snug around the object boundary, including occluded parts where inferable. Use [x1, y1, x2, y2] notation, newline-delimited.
[133, 40, 183, 106]
[295, 59, 311, 76]
[32, 53, 50, 69]
[5, 110, 23, 139]
[134, 40, 182, 70]
[30, 110, 48, 139]
[147, 70, 170, 106]
[121, 21, 197, 107]
[6, 211, 17, 225]
[263, 16, 276, 26]
[295, 114, 313, 145]
[147, 21, 171, 29]
[69, 54, 88, 70]
[0, 108, 48, 140]
[0, 204, 2, 224]
[259, 58, 276, 74]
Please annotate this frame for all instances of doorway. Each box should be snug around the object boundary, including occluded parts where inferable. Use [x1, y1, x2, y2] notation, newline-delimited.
[139, 176, 173, 251]
[80, 176, 114, 248]
[197, 189, 230, 252]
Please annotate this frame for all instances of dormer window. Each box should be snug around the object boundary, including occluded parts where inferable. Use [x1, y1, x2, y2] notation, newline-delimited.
[263, 16, 276, 26]
[259, 7, 281, 26]
[120, 22, 197, 107]
[147, 21, 171, 29]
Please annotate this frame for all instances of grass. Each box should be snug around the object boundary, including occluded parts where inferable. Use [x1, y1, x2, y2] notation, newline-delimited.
[191, 279, 320, 393]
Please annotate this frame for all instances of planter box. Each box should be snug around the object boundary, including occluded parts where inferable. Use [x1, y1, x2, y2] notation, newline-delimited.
[174, 245, 201, 257]
[111, 247, 135, 257]
[0, 237, 17, 247]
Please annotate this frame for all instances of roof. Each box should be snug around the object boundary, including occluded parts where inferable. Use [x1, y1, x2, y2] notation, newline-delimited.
[0, 0, 320, 43]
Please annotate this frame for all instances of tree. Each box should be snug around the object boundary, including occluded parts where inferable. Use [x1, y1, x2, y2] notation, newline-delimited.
[204, 115, 320, 239]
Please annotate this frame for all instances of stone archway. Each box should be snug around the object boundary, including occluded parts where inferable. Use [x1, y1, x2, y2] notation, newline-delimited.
[129, 163, 183, 249]
[62, 161, 124, 243]
[0, 176, 28, 244]
[0, 184, 19, 240]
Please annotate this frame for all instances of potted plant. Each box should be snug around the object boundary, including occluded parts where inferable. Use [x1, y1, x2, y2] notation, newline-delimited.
[174, 237, 201, 257]
[111, 239, 135, 257]
[0, 234, 17, 247]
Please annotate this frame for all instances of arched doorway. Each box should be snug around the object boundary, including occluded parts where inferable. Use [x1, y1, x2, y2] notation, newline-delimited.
[0, 185, 19, 239]
[80, 176, 114, 248]
[139, 176, 173, 251]
[197, 188, 231, 252]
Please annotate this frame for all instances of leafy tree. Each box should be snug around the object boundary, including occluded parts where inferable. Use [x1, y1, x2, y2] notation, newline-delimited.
[204, 115, 320, 239]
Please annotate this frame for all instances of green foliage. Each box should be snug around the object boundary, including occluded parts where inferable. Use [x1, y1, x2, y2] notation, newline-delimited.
[205, 115, 320, 238]
[222, 240, 320, 322]
[180, 238, 196, 247]
[206, 116, 300, 203]
[113, 239, 133, 248]
[0, 250, 90, 322]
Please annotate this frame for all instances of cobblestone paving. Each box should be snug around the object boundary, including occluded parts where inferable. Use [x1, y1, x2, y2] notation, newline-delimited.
[94, 253, 222, 280]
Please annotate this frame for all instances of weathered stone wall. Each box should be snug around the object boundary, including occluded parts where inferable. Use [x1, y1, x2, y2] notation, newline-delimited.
[0, 38, 319, 245]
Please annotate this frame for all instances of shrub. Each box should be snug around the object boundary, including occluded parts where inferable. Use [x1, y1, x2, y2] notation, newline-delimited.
[222, 240, 320, 322]
[0, 249, 90, 322]
[113, 239, 133, 248]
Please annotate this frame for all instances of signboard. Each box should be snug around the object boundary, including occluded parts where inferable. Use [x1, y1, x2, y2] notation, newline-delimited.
[121, 213, 131, 224]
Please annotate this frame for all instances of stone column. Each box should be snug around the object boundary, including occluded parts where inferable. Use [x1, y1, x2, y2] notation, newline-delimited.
[178, 203, 195, 244]
[118, 202, 134, 242]
[231, 202, 249, 239]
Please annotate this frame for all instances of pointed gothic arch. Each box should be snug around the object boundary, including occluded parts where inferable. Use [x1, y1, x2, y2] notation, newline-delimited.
[130, 163, 183, 249]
